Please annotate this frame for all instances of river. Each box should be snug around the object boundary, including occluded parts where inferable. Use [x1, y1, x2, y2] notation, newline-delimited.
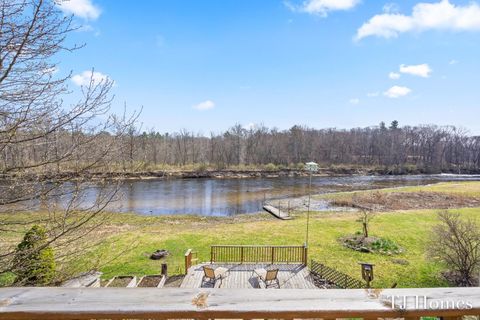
[84, 174, 480, 216]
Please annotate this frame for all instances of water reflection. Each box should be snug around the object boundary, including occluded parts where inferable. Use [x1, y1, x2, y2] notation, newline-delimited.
[5, 174, 480, 216]
[103, 174, 480, 216]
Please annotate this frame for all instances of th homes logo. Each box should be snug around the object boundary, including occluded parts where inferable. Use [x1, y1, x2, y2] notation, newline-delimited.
[387, 295, 473, 311]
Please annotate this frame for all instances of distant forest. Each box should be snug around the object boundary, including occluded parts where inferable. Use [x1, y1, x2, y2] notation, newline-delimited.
[5, 120, 480, 175]
[122, 121, 480, 173]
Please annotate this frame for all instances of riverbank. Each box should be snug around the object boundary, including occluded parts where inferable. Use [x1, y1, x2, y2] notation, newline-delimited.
[9, 164, 480, 181]
[266, 181, 480, 213]
[312, 181, 480, 212]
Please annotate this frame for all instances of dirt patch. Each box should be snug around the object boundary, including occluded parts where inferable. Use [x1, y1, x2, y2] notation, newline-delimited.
[163, 275, 184, 287]
[331, 191, 480, 211]
[137, 275, 163, 287]
[107, 276, 134, 287]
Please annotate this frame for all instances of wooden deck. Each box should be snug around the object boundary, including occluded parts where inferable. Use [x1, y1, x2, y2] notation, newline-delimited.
[181, 263, 317, 289]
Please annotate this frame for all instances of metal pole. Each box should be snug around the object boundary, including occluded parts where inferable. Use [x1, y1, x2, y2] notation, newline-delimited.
[306, 171, 312, 247]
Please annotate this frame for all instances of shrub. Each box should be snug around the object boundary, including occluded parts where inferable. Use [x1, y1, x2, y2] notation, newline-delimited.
[370, 238, 400, 254]
[264, 163, 278, 171]
[341, 235, 402, 255]
[195, 163, 209, 172]
[428, 211, 480, 287]
[13, 225, 56, 286]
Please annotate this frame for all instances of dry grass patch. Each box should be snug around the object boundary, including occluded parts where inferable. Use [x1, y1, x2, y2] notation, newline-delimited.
[331, 191, 480, 211]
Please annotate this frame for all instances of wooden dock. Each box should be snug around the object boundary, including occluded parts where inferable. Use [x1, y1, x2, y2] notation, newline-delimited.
[263, 204, 292, 220]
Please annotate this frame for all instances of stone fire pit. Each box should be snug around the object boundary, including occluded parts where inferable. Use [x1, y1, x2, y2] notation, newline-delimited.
[150, 249, 169, 260]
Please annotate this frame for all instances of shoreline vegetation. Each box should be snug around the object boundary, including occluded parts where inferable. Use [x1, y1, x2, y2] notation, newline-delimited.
[8, 163, 480, 181]
[2, 181, 480, 288]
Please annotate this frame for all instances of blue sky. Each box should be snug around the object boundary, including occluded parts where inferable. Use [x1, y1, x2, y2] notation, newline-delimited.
[57, 0, 480, 134]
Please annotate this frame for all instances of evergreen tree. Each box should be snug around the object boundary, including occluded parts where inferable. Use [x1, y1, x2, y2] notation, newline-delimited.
[13, 225, 56, 286]
[390, 120, 399, 129]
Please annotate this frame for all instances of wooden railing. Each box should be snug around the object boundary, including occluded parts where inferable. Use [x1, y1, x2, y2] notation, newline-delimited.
[1, 287, 479, 319]
[184, 249, 193, 274]
[184, 249, 199, 274]
[210, 245, 307, 265]
[311, 259, 365, 289]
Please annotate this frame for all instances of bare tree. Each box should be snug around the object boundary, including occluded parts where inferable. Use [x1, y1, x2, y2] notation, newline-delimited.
[0, 0, 136, 284]
[357, 210, 375, 238]
[428, 211, 480, 287]
[115, 122, 480, 174]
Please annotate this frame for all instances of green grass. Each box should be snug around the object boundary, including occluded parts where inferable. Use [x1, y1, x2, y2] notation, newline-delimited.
[71, 207, 480, 288]
[3, 181, 480, 288]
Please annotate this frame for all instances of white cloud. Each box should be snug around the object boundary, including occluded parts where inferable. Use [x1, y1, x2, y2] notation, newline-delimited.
[389, 72, 401, 79]
[193, 100, 215, 111]
[355, 0, 480, 40]
[383, 3, 400, 14]
[399, 63, 432, 77]
[449, 59, 459, 65]
[71, 70, 112, 86]
[367, 91, 380, 97]
[384, 85, 412, 98]
[349, 98, 360, 105]
[57, 0, 101, 20]
[286, 0, 360, 16]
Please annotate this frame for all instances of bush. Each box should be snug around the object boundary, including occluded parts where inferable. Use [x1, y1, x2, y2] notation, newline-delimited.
[195, 163, 209, 172]
[13, 225, 56, 286]
[341, 235, 402, 255]
[428, 211, 480, 286]
[264, 163, 278, 171]
[370, 238, 401, 254]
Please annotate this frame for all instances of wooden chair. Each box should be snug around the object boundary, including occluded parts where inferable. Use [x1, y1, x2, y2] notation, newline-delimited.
[202, 265, 228, 287]
[254, 268, 280, 288]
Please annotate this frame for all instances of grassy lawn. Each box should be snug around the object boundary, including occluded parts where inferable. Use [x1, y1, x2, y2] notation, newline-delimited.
[76, 207, 480, 288]
[3, 181, 480, 288]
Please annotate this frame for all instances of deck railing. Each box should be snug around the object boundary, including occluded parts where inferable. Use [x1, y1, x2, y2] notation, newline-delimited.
[184, 249, 199, 274]
[0, 287, 479, 319]
[311, 259, 365, 289]
[210, 244, 307, 265]
[185, 249, 193, 274]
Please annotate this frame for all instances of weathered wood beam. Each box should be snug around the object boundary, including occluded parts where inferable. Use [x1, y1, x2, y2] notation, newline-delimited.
[0, 287, 479, 320]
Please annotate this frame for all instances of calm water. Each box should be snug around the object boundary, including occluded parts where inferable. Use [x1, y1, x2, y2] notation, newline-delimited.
[94, 174, 480, 216]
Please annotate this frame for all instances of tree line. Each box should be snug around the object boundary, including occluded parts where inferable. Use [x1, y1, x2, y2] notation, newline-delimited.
[12, 121, 478, 175]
